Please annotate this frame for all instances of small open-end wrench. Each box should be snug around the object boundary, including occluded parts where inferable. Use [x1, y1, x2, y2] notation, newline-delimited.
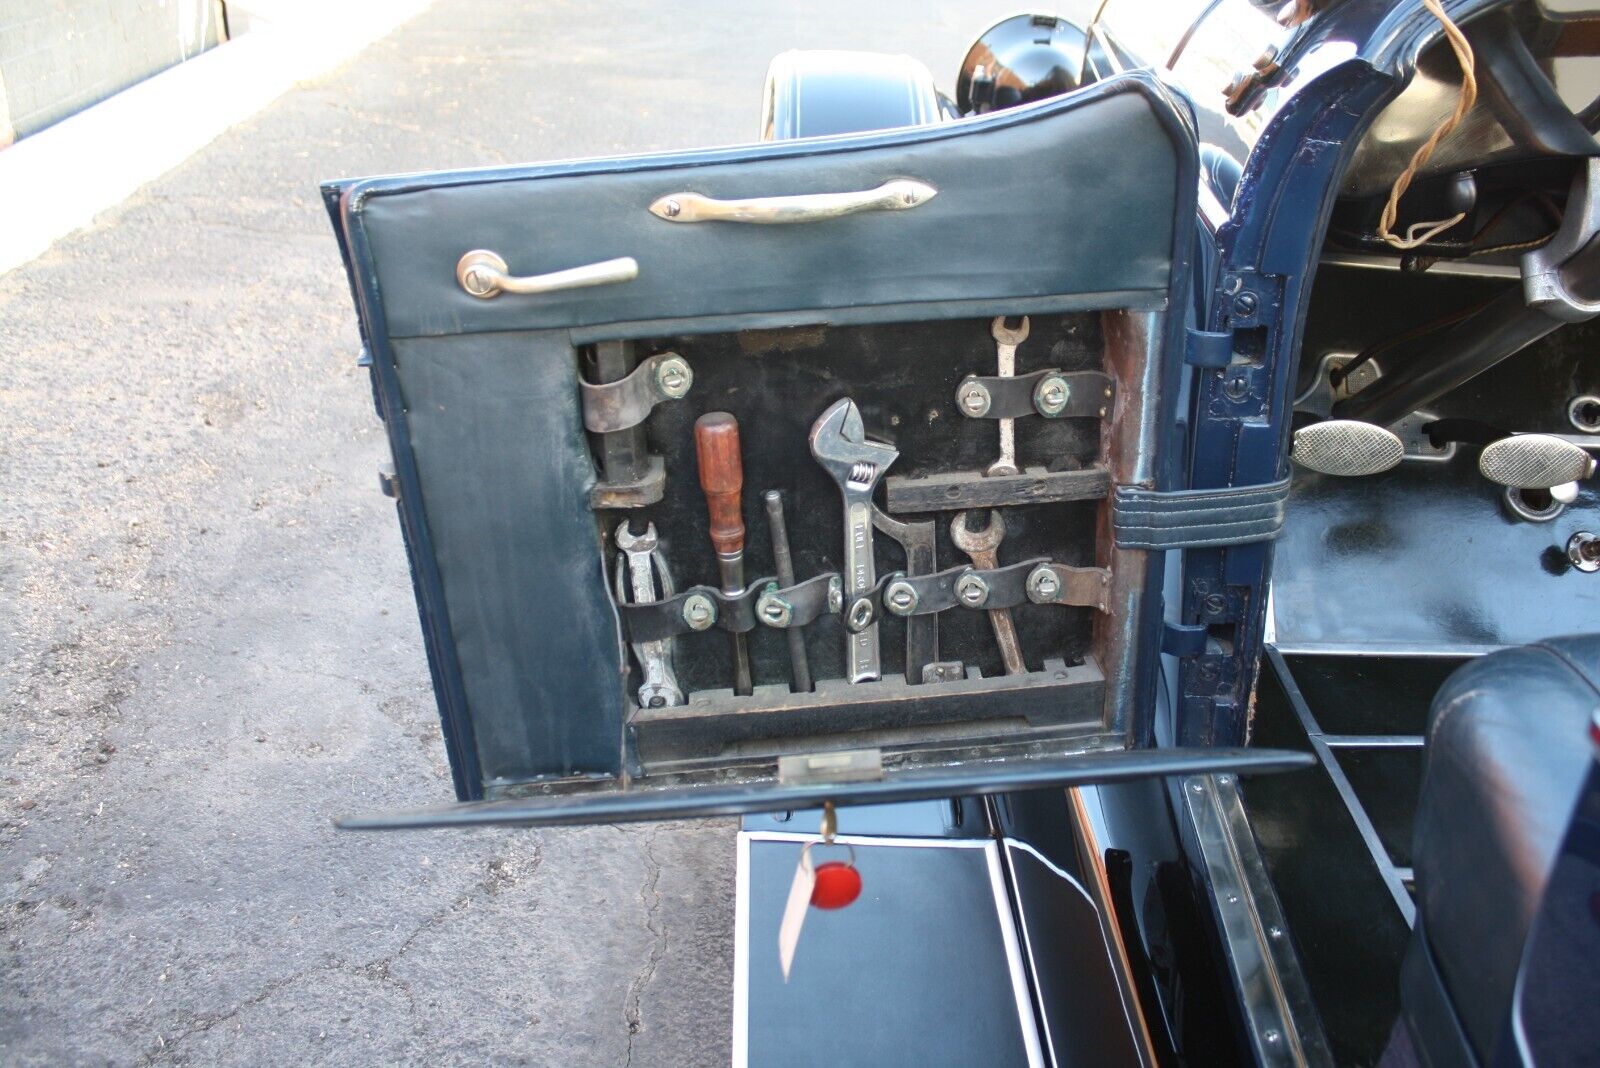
[987, 316, 1030, 477]
[950, 509, 1026, 676]
[871, 507, 938, 684]
[809, 398, 899, 683]
[614, 521, 684, 707]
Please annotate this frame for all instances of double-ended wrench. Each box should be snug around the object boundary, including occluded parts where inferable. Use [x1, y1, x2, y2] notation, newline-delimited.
[809, 398, 899, 683]
[987, 316, 1029, 477]
[614, 521, 684, 707]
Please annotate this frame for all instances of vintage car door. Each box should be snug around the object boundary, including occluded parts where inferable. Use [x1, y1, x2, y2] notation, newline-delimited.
[322, 69, 1307, 829]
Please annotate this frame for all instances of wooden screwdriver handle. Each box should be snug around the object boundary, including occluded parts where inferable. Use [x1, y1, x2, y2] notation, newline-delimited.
[694, 411, 745, 557]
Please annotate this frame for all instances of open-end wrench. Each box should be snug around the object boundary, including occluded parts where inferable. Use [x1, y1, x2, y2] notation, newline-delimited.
[987, 316, 1029, 477]
[871, 508, 939, 684]
[950, 510, 1026, 676]
[809, 398, 899, 683]
[614, 521, 684, 707]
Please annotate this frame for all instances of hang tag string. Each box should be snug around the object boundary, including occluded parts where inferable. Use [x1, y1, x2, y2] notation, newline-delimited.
[1377, 0, 1478, 250]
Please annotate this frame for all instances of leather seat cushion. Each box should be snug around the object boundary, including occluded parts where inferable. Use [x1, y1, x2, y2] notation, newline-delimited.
[1413, 635, 1600, 1061]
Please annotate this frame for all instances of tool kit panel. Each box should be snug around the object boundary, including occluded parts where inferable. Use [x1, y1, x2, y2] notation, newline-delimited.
[325, 70, 1202, 822]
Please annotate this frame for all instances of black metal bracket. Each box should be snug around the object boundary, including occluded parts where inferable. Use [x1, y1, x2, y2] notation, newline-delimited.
[618, 573, 840, 643]
[955, 368, 1115, 420]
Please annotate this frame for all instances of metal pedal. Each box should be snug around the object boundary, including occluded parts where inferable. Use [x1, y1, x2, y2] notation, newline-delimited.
[1479, 434, 1598, 489]
[1292, 419, 1405, 477]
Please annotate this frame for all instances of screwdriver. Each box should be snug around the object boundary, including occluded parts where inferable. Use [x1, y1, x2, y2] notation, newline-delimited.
[694, 412, 754, 696]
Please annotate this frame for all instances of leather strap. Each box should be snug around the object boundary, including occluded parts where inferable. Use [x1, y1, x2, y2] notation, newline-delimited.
[1112, 477, 1291, 549]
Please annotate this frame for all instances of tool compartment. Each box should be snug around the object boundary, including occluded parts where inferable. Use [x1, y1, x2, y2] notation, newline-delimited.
[597, 314, 1116, 770]
[319, 71, 1291, 826]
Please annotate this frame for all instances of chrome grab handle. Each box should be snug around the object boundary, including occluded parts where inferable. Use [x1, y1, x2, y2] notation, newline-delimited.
[455, 250, 639, 300]
[648, 179, 936, 225]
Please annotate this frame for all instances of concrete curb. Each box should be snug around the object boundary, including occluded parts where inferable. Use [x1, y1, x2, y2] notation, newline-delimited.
[0, 0, 432, 277]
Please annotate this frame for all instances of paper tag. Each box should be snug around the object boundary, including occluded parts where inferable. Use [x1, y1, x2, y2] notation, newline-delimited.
[777, 844, 815, 981]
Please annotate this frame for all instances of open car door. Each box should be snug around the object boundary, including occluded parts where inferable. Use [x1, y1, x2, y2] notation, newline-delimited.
[322, 70, 1308, 829]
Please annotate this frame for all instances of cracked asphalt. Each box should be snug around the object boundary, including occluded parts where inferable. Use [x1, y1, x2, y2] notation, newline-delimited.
[0, 1, 1021, 1063]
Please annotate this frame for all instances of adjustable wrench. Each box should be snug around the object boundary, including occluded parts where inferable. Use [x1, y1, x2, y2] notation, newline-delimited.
[809, 398, 899, 683]
[950, 510, 1026, 676]
[614, 521, 684, 707]
[987, 316, 1029, 477]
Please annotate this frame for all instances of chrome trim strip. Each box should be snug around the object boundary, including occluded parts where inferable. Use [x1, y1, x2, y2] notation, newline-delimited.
[1184, 773, 1336, 1067]
[1322, 734, 1426, 748]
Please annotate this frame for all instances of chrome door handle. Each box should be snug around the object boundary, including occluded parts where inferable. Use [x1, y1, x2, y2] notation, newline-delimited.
[648, 179, 936, 224]
[455, 250, 639, 299]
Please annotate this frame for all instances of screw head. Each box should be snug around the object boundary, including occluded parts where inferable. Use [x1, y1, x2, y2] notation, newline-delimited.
[1033, 374, 1071, 417]
[846, 598, 875, 633]
[956, 380, 992, 418]
[827, 576, 844, 613]
[884, 579, 919, 616]
[955, 572, 990, 608]
[757, 588, 793, 628]
[1203, 593, 1228, 616]
[663, 198, 682, 218]
[1232, 291, 1259, 317]
[682, 593, 716, 631]
[1026, 565, 1062, 603]
[654, 356, 692, 399]
[1223, 374, 1251, 401]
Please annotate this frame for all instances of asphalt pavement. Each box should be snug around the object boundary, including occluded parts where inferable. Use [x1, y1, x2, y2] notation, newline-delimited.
[0, 2, 1034, 1063]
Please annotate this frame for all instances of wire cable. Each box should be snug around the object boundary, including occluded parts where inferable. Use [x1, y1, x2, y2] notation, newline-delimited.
[1377, 0, 1478, 249]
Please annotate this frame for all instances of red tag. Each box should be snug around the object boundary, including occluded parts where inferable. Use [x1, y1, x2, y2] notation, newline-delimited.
[809, 861, 862, 909]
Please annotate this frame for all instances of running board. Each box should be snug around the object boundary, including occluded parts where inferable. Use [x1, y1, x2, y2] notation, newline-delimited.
[338, 747, 1315, 830]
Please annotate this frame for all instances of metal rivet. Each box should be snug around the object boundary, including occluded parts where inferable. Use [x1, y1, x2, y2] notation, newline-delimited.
[1025, 565, 1061, 603]
[663, 198, 682, 218]
[827, 576, 843, 613]
[682, 593, 716, 631]
[1268, 925, 1283, 939]
[1033, 374, 1071, 417]
[1568, 531, 1600, 573]
[885, 579, 919, 616]
[1217, 774, 1234, 785]
[955, 572, 990, 608]
[654, 356, 693, 399]
[956, 380, 992, 418]
[1263, 1030, 1282, 1046]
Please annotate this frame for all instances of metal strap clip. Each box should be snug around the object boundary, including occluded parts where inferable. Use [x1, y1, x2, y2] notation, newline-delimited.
[580, 352, 692, 433]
